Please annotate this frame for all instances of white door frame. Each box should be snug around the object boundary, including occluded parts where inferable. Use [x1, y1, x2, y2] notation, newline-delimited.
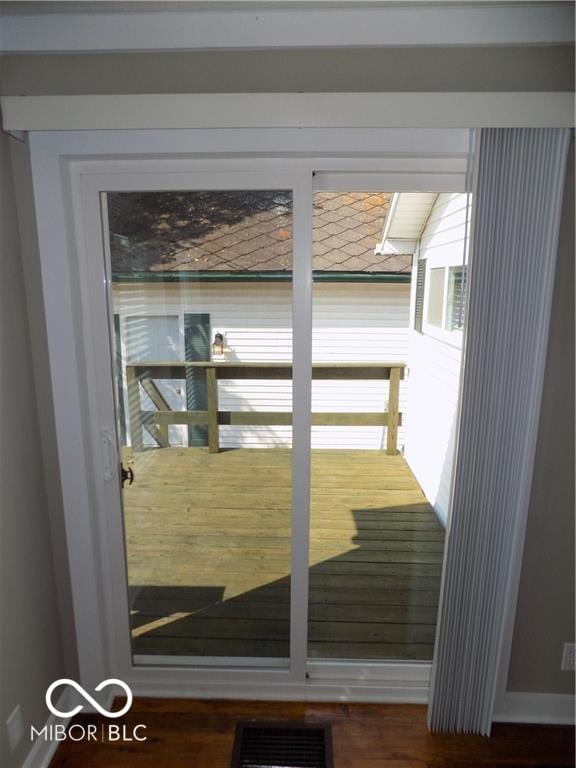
[26, 128, 470, 703]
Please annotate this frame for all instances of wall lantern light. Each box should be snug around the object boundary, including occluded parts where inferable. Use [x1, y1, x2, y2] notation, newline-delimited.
[212, 332, 225, 357]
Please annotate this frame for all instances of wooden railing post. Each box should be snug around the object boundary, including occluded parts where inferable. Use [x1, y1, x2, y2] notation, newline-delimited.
[386, 365, 401, 455]
[126, 365, 144, 452]
[206, 366, 219, 453]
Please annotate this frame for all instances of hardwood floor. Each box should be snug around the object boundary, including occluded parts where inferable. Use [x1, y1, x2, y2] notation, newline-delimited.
[123, 447, 444, 660]
[49, 698, 575, 767]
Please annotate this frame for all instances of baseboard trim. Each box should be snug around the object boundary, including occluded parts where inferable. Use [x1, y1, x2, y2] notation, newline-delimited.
[22, 689, 72, 768]
[493, 692, 575, 725]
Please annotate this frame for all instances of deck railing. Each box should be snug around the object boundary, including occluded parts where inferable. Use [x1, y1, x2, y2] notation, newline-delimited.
[125, 362, 405, 455]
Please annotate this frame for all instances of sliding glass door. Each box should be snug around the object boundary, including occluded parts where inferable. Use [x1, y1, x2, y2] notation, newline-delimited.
[82, 166, 464, 683]
[102, 186, 297, 665]
[307, 190, 448, 664]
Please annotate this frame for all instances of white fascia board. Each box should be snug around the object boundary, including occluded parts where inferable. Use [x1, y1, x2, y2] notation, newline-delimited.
[376, 191, 399, 252]
[377, 239, 418, 256]
[0, 4, 573, 53]
[2, 93, 574, 131]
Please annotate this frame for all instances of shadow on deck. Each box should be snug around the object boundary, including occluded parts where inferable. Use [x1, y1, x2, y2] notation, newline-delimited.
[122, 448, 445, 662]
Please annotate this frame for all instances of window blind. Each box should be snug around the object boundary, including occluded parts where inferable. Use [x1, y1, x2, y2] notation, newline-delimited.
[448, 266, 467, 331]
[414, 258, 427, 333]
[428, 128, 570, 735]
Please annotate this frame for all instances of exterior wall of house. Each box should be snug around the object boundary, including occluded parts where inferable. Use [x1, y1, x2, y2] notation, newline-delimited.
[404, 193, 470, 526]
[112, 280, 410, 450]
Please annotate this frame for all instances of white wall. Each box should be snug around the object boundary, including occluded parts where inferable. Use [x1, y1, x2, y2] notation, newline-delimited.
[404, 193, 470, 525]
[0, 133, 66, 767]
[1, 47, 572, 95]
[112, 280, 410, 450]
[0, 35, 570, 729]
[507, 138, 575, 697]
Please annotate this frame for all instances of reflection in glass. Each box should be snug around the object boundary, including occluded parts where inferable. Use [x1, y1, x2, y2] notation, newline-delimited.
[106, 190, 293, 662]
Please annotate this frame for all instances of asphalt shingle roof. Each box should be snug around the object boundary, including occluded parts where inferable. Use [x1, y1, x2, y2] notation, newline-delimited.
[109, 190, 411, 274]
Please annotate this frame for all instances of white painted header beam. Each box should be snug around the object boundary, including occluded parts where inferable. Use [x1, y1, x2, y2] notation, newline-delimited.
[0, 4, 573, 53]
[2, 93, 573, 131]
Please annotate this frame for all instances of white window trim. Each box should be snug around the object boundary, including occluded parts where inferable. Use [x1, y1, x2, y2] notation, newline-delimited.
[23, 131, 467, 702]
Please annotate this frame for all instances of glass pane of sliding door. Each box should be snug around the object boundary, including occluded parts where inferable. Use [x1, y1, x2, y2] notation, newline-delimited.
[308, 191, 451, 662]
[104, 189, 294, 663]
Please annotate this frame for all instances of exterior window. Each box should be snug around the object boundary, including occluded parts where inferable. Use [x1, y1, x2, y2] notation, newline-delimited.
[124, 315, 181, 362]
[414, 258, 427, 333]
[123, 315, 186, 447]
[427, 267, 445, 327]
[446, 266, 467, 331]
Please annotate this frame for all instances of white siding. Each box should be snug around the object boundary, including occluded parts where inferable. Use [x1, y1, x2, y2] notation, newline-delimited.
[112, 281, 410, 449]
[404, 193, 469, 525]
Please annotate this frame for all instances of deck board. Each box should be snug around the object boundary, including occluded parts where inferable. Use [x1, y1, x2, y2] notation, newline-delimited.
[122, 448, 445, 661]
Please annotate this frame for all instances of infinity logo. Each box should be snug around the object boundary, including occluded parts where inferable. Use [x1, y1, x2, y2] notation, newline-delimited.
[46, 679, 133, 719]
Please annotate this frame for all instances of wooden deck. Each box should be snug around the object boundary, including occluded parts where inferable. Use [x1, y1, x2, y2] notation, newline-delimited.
[123, 448, 445, 661]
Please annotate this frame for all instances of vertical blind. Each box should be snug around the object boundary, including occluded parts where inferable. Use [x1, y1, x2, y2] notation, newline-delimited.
[428, 128, 570, 735]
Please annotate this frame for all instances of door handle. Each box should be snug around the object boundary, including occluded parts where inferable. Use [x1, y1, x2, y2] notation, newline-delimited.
[121, 465, 134, 488]
[100, 429, 118, 483]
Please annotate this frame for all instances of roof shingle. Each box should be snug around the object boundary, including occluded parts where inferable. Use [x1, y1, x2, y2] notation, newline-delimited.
[109, 190, 411, 274]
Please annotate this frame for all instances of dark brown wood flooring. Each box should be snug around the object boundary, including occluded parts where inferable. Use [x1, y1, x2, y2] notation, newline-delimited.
[49, 698, 575, 767]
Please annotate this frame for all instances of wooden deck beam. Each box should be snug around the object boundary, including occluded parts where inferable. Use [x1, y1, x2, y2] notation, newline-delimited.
[141, 410, 403, 428]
